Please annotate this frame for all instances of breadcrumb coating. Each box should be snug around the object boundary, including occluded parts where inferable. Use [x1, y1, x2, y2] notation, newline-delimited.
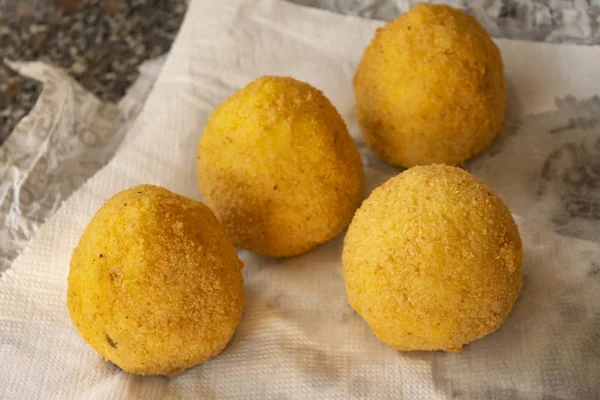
[197, 76, 364, 258]
[343, 165, 522, 352]
[354, 3, 506, 167]
[67, 185, 244, 375]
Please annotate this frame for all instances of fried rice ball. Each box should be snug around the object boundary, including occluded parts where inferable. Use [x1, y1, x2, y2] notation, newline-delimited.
[342, 165, 522, 352]
[354, 4, 506, 167]
[67, 185, 244, 376]
[197, 76, 364, 258]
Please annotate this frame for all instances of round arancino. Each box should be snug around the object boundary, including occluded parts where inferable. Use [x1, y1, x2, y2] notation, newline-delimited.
[354, 4, 506, 167]
[342, 165, 522, 352]
[67, 185, 244, 375]
[197, 76, 364, 258]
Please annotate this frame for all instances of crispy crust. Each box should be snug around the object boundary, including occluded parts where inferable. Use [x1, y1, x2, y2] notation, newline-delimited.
[67, 185, 244, 375]
[343, 165, 522, 351]
[354, 4, 506, 167]
[197, 76, 364, 258]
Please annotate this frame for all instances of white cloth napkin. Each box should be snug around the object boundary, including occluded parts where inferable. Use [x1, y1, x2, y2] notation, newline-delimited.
[2, 0, 600, 398]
